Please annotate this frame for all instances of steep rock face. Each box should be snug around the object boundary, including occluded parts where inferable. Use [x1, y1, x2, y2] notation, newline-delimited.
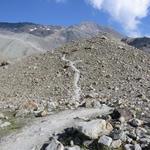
[122, 37, 150, 53]
[0, 22, 123, 60]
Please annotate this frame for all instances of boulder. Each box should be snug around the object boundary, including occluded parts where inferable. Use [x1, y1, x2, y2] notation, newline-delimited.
[75, 119, 113, 139]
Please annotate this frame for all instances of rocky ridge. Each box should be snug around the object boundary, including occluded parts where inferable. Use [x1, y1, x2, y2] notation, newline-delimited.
[122, 37, 150, 53]
[0, 22, 123, 60]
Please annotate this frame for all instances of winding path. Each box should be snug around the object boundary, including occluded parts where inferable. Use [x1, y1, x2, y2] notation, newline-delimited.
[62, 55, 82, 102]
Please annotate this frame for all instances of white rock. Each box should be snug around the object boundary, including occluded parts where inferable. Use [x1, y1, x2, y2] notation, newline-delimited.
[0, 119, 3, 125]
[0, 122, 11, 128]
[111, 140, 122, 148]
[134, 144, 142, 150]
[46, 138, 64, 150]
[75, 119, 113, 139]
[129, 118, 143, 127]
[65, 146, 80, 150]
[124, 144, 134, 150]
[0, 113, 5, 119]
[98, 135, 112, 146]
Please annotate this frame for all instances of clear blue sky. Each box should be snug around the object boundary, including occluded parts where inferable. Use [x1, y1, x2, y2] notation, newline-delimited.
[0, 0, 150, 36]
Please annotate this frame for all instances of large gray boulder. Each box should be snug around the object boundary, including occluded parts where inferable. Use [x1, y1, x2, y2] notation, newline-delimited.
[75, 119, 113, 139]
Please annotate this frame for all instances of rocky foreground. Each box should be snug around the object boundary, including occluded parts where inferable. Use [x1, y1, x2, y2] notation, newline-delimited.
[0, 104, 150, 150]
[0, 36, 149, 149]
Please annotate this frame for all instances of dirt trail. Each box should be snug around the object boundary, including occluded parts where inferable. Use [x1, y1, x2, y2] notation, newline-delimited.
[0, 107, 113, 150]
[62, 55, 82, 102]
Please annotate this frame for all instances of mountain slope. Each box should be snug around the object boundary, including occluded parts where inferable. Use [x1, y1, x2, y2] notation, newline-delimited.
[122, 37, 150, 53]
[0, 22, 123, 60]
[0, 37, 149, 118]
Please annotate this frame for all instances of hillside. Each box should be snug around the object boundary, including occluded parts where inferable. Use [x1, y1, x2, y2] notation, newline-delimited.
[0, 22, 123, 60]
[0, 36, 149, 119]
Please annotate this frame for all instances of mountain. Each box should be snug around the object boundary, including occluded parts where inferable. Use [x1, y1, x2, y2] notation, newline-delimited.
[0, 22, 123, 60]
[0, 22, 63, 37]
[122, 37, 150, 53]
[0, 36, 149, 118]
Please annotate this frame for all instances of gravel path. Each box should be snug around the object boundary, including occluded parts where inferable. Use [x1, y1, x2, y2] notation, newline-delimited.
[62, 55, 82, 102]
[0, 107, 113, 150]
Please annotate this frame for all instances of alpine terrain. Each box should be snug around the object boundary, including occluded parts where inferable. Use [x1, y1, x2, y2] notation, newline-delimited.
[0, 22, 149, 150]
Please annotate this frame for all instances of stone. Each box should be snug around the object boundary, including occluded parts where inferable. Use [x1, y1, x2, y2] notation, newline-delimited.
[46, 138, 64, 150]
[139, 137, 150, 144]
[0, 113, 5, 119]
[126, 136, 133, 143]
[110, 109, 121, 120]
[111, 139, 122, 149]
[110, 129, 123, 140]
[0, 122, 11, 128]
[75, 119, 113, 139]
[22, 100, 38, 111]
[134, 144, 142, 150]
[92, 101, 102, 108]
[98, 135, 112, 146]
[83, 140, 93, 147]
[64, 146, 80, 150]
[124, 144, 134, 150]
[120, 131, 127, 142]
[101, 35, 108, 40]
[35, 110, 48, 117]
[135, 127, 147, 138]
[129, 118, 143, 127]
[0, 119, 2, 125]
[106, 122, 113, 132]
[119, 116, 125, 123]
[127, 131, 137, 141]
[118, 45, 125, 50]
